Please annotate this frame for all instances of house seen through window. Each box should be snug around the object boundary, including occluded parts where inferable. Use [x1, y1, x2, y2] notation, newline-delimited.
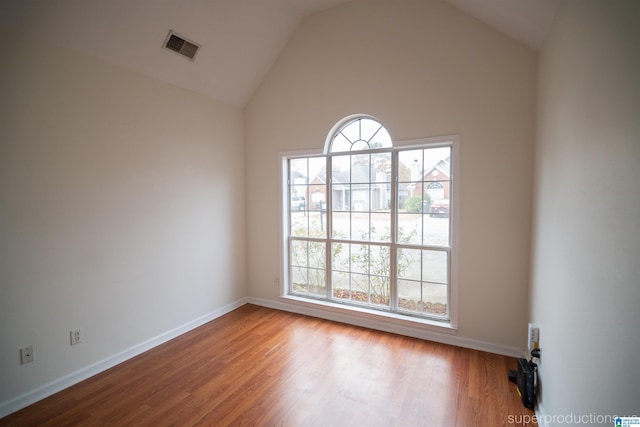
[285, 116, 455, 322]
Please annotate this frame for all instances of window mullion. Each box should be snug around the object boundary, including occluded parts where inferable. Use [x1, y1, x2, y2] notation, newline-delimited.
[390, 149, 398, 312]
[326, 155, 332, 301]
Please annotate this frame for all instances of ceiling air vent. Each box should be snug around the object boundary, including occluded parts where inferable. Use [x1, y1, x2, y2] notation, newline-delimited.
[163, 30, 200, 61]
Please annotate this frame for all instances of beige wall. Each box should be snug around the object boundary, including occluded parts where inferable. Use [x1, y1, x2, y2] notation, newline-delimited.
[0, 28, 246, 406]
[246, 0, 537, 350]
[532, 0, 640, 420]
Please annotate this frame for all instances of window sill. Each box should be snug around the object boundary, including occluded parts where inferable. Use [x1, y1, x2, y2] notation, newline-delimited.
[278, 294, 457, 336]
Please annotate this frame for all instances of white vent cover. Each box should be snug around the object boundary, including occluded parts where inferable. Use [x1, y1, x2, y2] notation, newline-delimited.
[163, 30, 200, 61]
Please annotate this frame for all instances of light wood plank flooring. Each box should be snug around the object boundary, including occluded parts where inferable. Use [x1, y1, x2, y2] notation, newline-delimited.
[1, 304, 537, 426]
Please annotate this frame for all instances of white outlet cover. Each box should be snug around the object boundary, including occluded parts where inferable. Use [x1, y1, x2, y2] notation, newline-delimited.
[70, 330, 82, 345]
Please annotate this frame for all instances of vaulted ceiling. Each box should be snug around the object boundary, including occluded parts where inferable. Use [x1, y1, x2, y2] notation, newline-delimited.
[0, 0, 559, 107]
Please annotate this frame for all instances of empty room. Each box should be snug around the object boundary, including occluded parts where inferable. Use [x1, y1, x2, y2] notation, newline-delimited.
[1, 0, 638, 426]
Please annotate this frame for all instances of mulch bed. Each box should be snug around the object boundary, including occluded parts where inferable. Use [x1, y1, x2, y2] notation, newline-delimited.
[294, 284, 447, 316]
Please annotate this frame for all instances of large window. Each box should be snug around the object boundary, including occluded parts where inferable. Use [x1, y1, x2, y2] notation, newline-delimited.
[284, 116, 456, 322]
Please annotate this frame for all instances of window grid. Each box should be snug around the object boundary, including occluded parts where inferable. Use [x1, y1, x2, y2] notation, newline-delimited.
[287, 118, 453, 322]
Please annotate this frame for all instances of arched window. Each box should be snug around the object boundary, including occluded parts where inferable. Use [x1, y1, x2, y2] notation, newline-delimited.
[283, 115, 456, 324]
[328, 116, 392, 153]
[427, 181, 444, 201]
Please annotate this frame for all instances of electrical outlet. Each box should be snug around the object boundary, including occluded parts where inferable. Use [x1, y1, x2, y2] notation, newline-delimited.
[528, 323, 539, 352]
[20, 345, 34, 364]
[70, 329, 82, 346]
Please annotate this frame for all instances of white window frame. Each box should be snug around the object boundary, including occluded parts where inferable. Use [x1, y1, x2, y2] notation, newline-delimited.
[278, 121, 459, 332]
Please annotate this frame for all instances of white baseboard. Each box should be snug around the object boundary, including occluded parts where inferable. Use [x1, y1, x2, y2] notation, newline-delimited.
[2, 296, 523, 419]
[0, 297, 248, 419]
[247, 296, 523, 358]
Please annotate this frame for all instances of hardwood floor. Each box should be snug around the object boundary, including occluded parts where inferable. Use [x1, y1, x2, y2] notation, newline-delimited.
[1, 304, 537, 426]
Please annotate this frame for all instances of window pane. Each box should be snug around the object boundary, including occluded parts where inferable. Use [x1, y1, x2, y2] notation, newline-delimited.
[308, 157, 325, 177]
[422, 146, 451, 246]
[307, 212, 326, 238]
[397, 212, 421, 245]
[350, 155, 371, 183]
[332, 154, 350, 177]
[398, 150, 423, 182]
[397, 280, 447, 317]
[351, 212, 370, 241]
[425, 181, 444, 202]
[370, 275, 390, 306]
[290, 240, 326, 297]
[359, 118, 381, 144]
[307, 267, 326, 297]
[398, 146, 452, 247]
[398, 189, 424, 213]
[290, 158, 308, 183]
[371, 183, 390, 212]
[396, 248, 448, 316]
[333, 271, 350, 300]
[422, 250, 448, 284]
[358, 118, 392, 148]
[332, 133, 351, 153]
[308, 184, 326, 211]
[291, 185, 307, 211]
[422, 282, 448, 317]
[350, 243, 369, 274]
[350, 273, 369, 301]
[290, 211, 308, 237]
[308, 242, 326, 270]
[397, 279, 421, 313]
[368, 126, 392, 149]
[351, 188, 369, 211]
[351, 140, 368, 151]
[398, 248, 421, 281]
[369, 244, 391, 278]
[291, 266, 307, 293]
[331, 184, 349, 212]
[332, 210, 350, 239]
[370, 212, 391, 242]
[331, 242, 391, 309]
[423, 147, 451, 177]
[332, 242, 349, 271]
[423, 213, 449, 247]
[371, 153, 392, 179]
[291, 266, 326, 297]
[341, 121, 360, 146]
[291, 240, 308, 267]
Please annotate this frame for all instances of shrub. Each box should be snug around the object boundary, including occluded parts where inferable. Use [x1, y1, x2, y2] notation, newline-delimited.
[403, 195, 425, 213]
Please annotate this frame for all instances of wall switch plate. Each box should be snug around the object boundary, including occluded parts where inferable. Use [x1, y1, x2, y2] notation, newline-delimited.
[20, 345, 34, 364]
[70, 329, 82, 346]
